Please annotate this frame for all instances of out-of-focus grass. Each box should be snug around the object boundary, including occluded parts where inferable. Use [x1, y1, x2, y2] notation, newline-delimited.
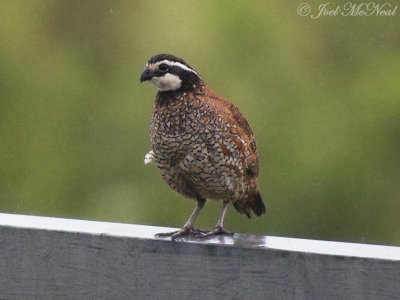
[0, 1, 399, 245]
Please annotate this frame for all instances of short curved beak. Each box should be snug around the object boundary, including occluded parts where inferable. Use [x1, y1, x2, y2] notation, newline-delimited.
[140, 69, 154, 82]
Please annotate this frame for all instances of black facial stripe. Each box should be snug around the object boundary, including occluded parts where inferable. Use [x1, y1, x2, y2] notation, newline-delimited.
[153, 66, 187, 78]
[153, 70, 167, 77]
[159, 63, 169, 72]
[167, 66, 185, 75]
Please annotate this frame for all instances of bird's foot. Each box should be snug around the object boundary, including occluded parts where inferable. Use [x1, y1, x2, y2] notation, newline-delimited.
[194, 226, 234, 239]
[155, 226, 207, 241]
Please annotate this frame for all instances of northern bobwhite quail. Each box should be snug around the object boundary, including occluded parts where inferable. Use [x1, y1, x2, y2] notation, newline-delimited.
[140, 54, 266, 240]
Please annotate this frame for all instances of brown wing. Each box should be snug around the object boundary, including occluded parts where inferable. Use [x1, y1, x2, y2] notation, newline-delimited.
[197, 87, 259, 177]
[196, 87, 265, 217]
[225, 103, 259, 177]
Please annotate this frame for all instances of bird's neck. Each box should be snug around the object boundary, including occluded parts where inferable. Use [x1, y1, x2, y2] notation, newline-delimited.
[156, 81, 205, 106]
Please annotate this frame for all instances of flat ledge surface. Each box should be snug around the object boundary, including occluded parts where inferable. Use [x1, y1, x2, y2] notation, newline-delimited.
[1, 212, 399, 261]
[2, 213, 400, 299]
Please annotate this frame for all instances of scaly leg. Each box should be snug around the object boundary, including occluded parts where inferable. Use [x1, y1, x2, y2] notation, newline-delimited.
[155, 196, 206, 240]
[198, 201, 234, 238]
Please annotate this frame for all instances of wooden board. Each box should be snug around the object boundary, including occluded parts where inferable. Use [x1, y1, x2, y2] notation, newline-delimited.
[0, 213, 399, 299]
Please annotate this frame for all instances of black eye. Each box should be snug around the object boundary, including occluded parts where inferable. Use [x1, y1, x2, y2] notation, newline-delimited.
[159, 63, 169, 72]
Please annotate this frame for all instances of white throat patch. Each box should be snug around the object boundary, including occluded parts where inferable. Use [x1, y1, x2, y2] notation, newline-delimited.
[150, 73, 182, 91]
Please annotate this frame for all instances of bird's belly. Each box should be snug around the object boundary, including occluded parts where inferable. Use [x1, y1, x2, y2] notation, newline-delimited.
[154, 143, 241, 200]
[151, 117, 245, 200]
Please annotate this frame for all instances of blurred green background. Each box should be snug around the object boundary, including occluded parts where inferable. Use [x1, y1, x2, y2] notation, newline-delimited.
[1, 1, 399, 245]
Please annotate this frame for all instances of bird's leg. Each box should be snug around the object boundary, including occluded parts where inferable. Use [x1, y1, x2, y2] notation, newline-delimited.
[198, 201, 234, 238]
[155, 197, 206, 240]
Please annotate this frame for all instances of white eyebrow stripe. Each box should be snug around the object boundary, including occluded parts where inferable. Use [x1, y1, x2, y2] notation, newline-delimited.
[150, 60, 201, 78]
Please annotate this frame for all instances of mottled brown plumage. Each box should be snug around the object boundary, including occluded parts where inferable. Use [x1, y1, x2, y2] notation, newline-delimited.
[140, 54, 265, 239]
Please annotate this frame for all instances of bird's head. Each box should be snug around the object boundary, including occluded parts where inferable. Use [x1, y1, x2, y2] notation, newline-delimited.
[140, 54, 202, 92]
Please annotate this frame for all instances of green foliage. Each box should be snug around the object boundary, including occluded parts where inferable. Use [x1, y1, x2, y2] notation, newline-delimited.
[0, 1, 399, 245]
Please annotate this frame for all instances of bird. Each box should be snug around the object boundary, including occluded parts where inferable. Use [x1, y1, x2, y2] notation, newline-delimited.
[140, 54, 266, 240]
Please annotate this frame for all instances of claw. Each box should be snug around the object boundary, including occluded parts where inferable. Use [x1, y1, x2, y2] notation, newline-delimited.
[196, 226, 234, 239]
[155, 226, 206, 241]
[155, 226, 233, 241]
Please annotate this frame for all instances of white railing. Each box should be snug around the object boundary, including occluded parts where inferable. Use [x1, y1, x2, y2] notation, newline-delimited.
[0, 213, 399, 299]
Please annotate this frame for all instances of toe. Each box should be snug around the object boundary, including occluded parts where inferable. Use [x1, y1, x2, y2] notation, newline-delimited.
[170, 227, 192, 241]
[155, 231, 178, 237]
[197, 226, 234, 238]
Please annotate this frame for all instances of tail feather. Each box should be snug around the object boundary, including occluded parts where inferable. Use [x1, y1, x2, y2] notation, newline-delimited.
[233, 191, 266, 218]
[252, 192, 266, 216]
